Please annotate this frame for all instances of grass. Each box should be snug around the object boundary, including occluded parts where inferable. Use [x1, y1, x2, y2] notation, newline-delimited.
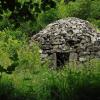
[0, 59, 100, 100]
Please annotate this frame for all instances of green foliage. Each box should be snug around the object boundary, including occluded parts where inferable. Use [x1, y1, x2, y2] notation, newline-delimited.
[0, 60, 100, 100]
[0, 0, 100, 32]
[37, 8, 58, 28]
[57, 0, 92, 19]
[0, 11, 13, 31]
[0, 30, 41, 75]
[89, 18, 100, 29]
[90, 0, 100, 19]
[0, 0, 100, 100]
[73, 0, 91, 19]
[56, 1, 80, 18]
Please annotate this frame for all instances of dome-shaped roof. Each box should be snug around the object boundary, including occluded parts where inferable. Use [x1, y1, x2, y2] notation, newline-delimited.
[31, 17, 98, 53]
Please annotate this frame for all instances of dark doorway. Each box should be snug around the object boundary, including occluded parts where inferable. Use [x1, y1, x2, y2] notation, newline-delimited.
[56, 52, 70, 67]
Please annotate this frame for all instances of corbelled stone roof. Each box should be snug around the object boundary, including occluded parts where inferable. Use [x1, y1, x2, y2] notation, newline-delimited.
[30, 17, 98, 54]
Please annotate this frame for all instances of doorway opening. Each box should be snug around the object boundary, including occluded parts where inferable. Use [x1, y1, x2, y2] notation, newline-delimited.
[56, 52, 70, 67]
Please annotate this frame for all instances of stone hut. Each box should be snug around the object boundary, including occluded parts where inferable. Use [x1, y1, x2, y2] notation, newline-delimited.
[30, 17, 99, 67]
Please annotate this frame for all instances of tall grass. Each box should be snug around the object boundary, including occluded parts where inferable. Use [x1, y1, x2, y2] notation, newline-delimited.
[0, 58, 100, 100]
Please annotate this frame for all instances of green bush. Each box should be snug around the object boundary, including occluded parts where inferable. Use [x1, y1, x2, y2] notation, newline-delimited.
[90, 0, 100, 20]
[0, 59, 100, 100]
[56, 0, 92, 20]
[0, 30, 41, 76]
[0, 0, 100, 100]
[37, 8, 58, 28]
[0, 11, 13, 31]
[0, 0, 100, 33]
[89, 18, 100, 29]
[73, 0, 91, 20]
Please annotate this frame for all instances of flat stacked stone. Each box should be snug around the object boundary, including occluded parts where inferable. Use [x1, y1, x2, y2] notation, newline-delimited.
[30, 17, 99, 62]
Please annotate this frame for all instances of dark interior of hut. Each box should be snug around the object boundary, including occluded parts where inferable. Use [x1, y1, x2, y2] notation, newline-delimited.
[56, 52, 70, 67]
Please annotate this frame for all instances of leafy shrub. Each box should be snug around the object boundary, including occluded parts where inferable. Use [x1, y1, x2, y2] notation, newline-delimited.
[89, 18, 100, 29]
[0, 11, 13, 31]
[56, 2, 70, 18]
[0, 59, 100, 100]
[37, 8, 58, 28]
[73, 0, 91, 20]
[0, 30, 41, 76]
[0, 0, 100, 33]
[56, 0, 91, 20]
[90, 0, 100, 20]
[0, 0, 100, 100]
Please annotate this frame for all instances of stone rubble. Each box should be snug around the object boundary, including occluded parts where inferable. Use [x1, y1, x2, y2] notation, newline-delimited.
[30, 17, 100, 64]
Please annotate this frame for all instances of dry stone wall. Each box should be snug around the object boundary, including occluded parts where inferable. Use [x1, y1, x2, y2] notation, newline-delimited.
[30, 17, 100, 64]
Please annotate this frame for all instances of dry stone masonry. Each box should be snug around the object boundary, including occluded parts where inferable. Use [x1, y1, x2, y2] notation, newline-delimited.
[30, 17, 100, 67]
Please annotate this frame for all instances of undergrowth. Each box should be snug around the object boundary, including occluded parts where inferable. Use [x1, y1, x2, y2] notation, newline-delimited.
[0, 59, 100, 100]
